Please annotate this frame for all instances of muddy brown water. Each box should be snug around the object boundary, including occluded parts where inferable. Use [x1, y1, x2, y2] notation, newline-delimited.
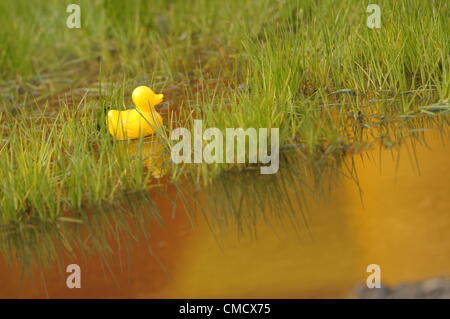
[0, 127, 449, 298]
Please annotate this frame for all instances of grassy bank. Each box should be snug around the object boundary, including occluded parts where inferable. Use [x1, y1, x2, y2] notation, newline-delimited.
[0, 0, 449, 223]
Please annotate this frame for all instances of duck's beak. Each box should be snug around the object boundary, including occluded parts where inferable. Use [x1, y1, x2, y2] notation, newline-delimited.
[153, 94, 164, 106]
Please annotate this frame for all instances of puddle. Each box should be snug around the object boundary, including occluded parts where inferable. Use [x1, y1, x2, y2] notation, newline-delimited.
[0, 125, 448, 298]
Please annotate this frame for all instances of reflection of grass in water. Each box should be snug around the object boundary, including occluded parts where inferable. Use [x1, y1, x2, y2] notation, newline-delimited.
[0, 190, 164, 287]
[196, 152, 339, 239]
[195, 117, 449, 238]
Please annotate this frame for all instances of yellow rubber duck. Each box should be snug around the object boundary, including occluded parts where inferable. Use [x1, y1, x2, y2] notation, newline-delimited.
[107, 86, 164, 140]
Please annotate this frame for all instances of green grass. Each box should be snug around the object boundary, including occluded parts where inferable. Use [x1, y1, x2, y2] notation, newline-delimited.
[0, 0, 449, 225]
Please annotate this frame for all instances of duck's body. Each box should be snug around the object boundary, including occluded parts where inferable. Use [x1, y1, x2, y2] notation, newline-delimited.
[106, 86, 164, 140]
[107, 108, 162, 140]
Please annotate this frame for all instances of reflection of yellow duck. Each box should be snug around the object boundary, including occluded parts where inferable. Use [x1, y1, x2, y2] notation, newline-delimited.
[125, 138, 168, 178]
[107, 86, 164, 140]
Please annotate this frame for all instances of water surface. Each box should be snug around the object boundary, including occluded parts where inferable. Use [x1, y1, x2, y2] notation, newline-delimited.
[0, 126, 449, 298]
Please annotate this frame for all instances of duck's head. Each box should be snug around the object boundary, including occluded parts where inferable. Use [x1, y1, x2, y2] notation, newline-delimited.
[132, 86, 164, 112]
